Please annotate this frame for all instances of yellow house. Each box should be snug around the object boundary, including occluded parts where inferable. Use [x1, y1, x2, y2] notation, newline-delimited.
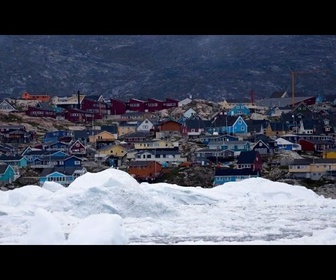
[288, 158, 336, 180]
[89, 131, 115, 143]
[97, 144, 128, 157]
[322, 149, 336, 159]
[134, 139, 177, 150]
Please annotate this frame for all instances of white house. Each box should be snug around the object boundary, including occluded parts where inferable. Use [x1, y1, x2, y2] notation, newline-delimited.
[136, 118, 154, 132]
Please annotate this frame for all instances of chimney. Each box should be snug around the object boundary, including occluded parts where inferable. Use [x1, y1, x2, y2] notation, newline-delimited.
[77, 90, 80, 109]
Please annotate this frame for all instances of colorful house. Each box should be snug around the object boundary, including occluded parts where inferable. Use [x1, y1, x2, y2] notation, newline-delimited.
[207, 115, 248, 135]
[0, 155, 28, 168]
[322, 148, 336, 159]
[134, 139, 177, 150]
[127, 160, 162, 180]
[39, 166, 87, 187]
[145, 98, 164, 112]
[69, 140, 86, 156]
[96, 144, 128, 158]
[0, 164, 15, 185]
[110, 98, 127, 115]
[158, 119, 182, 133]
[213, 168, 259, 186]
[207, 140, 251, 157]
[136, 118, 154, 132]
[21, 92, 51, 102]
[227, 103, 251, 116]
[0, 100, 17, 113]
[236, 151, 263, 172]
[275, 137, 301, 151]
[26, 106, 57, 118]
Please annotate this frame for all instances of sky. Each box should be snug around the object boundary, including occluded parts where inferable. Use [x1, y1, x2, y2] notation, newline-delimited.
[1, 168, 336, 245]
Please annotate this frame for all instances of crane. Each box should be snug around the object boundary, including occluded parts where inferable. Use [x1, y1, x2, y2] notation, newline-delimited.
[290, 69, 323, 110]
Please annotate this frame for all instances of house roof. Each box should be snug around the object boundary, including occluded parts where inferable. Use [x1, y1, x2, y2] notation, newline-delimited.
[209, 115, 241, 127]
[40, 166, 85, 176]
[236, 151, 260, 164]
[128, 161, 160, 167]
[0, 164, 9, 174]
[256, 96, 314, 108]
[214, 168, 259, 176]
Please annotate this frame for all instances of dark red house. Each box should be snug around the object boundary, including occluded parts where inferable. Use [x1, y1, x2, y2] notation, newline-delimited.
[126, 98, 146, 112]
[81, 97, 109, 120]
[110, 98, 127, 115]
[163, 98, 179, 110]
[145, 98, 164, 112]
[298, 139, 333, 153]
[69, 140, 86, 156]
[63, 108, 94, 123]
[26, 106, 57, 118]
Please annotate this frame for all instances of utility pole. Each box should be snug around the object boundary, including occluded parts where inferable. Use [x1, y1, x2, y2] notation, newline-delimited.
[290, 68, 324, 111]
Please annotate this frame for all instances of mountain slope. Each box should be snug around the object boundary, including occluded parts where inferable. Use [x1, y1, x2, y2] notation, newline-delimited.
[0, 35, 335, 101]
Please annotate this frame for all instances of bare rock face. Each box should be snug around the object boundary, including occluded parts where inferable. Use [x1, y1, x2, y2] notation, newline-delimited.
[158, 165, 215, 188]
[313, 184, 336, 199]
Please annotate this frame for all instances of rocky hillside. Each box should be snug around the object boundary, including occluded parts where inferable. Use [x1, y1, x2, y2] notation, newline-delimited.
[0, 35, 335, 102]
[0, 112, 78, 137]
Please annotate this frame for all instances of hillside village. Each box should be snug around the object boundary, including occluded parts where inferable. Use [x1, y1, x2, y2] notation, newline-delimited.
[1, 91, 336, 199]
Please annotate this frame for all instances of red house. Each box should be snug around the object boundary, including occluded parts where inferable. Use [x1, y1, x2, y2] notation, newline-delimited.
[110, 99, 127, 115]
[69, 140, 86, 156]
[145, 98, 164, 112]
[298, 139, 333, 153]
[158, 119, 182, 133]
[21, 92, 51, 102]
[163, 98, 179, 110]
[26, 106, 57, 118]
[128, 160, 162, 180]
[63, 108, 94, 123]
[126, 98, 146, 112]
[81, 97, 109, 120]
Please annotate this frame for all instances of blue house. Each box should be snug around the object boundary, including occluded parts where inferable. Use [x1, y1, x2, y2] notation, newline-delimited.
[0, 164, 15, 185]
[213, 168, 259, 186]
[199, 134, 239, 145]
[227, 103, 251, 116]
[195, 148, 234, 166]
[207, 140, 251, 156]
[275, 137, 301, 151]
[33, 154, 82, 168]
[42, 141, 70, 152]
[207, 115, 248, 135]
[0, 155, 28, 168]
[21, 149, 50, 164]
[39, 166, 87, 187]
[52, 155, 83, 167]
